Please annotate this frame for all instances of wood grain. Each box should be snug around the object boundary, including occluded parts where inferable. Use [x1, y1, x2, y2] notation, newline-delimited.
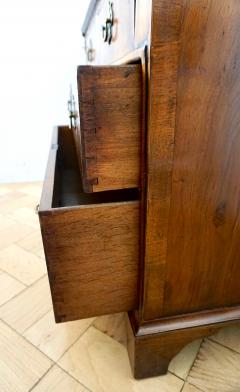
[39, 126, 140, 321]
[127, 312, 240, 380]
[131, 306, 240, 336]
[126, 0, 240, 378]
[151, 0, 183, 45]
[140, 43, 181, 321]
[39, 126, 59, 212]
[136, 0, 184, 322]
[77, 64, 142, 192]
[40, 201, 139, 321]
[164, 0, 240, 316]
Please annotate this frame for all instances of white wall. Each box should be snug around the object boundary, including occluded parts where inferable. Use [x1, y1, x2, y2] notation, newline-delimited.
[0, 0, 90, 183]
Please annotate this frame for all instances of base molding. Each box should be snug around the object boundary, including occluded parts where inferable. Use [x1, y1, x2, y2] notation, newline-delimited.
[127, 306, 240, 379]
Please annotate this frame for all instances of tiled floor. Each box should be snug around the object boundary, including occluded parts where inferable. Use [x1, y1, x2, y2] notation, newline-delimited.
[0, 182, 240, 392]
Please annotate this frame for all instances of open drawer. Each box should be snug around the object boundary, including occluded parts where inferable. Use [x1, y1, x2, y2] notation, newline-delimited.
[76, 64, 142, 193]
[39, 126, 140, 322]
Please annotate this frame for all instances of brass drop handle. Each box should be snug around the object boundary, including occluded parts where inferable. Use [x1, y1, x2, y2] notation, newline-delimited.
[102, 2, 114, 44]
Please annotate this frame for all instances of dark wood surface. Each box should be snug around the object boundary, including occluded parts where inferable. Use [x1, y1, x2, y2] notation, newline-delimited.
[77, 64, 142, 192]
[164, 0, 240, 316]
[139, 42, 182, 320]
[127, 311, 240, 379]
[128, 0, 240, 378]
[39, 126, 60, 212]
[138, 0, 240, 321]
[40, 201, 139, 321]
[132, 306, 240, 336]
[39, 127, 140, 321]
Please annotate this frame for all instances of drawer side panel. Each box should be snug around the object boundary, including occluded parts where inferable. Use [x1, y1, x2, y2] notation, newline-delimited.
[77, 64, 142, 192]
[39, 201, 139, 321]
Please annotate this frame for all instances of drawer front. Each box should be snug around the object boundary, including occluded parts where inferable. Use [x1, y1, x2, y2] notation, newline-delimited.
[84, 0, 135, 65]
[77, 64, 142, 193]
[39, 127, 139, 322]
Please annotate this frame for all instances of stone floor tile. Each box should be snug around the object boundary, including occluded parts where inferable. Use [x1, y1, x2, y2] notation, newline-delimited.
[0, 276, 52, 333]
[31, 365, 89, 392]
[93, 312, 127, 346]
[7, 206, 39, 229]
[24, 309, 94, 361]
[0, 271, 26, 306]
[210, 325, 240, 354]
[0, 320, 52, 392]
[59, 326, 183, 392]
[0, 192, 36, 214]
[17, 230, 45, 259]
[0, 221, 34, 250]
[0, 244, 46, 285]
[187, 338, 240, 392]
[182, 383, 202, 391]
[0, 215, 16, 231]
[169, 339, 202, 380]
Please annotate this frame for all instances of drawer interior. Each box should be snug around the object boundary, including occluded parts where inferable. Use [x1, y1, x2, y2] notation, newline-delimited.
[52, 126, 139, 208]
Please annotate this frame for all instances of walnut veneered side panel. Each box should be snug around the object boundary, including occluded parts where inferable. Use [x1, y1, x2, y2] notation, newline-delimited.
[164, 0, 240, 316]
[77, 64, 142, 192]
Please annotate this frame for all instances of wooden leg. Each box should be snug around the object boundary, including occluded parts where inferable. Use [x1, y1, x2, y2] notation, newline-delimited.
[126, 310, 240, 379]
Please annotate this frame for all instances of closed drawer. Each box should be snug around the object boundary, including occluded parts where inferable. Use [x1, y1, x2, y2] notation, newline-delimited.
[77, 64, 142, 192]
[83, 0, 135, 65]
[39, 126, 139, 322]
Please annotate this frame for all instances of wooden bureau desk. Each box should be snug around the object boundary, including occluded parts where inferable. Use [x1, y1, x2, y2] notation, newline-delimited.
[39, 0, 240, 379]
